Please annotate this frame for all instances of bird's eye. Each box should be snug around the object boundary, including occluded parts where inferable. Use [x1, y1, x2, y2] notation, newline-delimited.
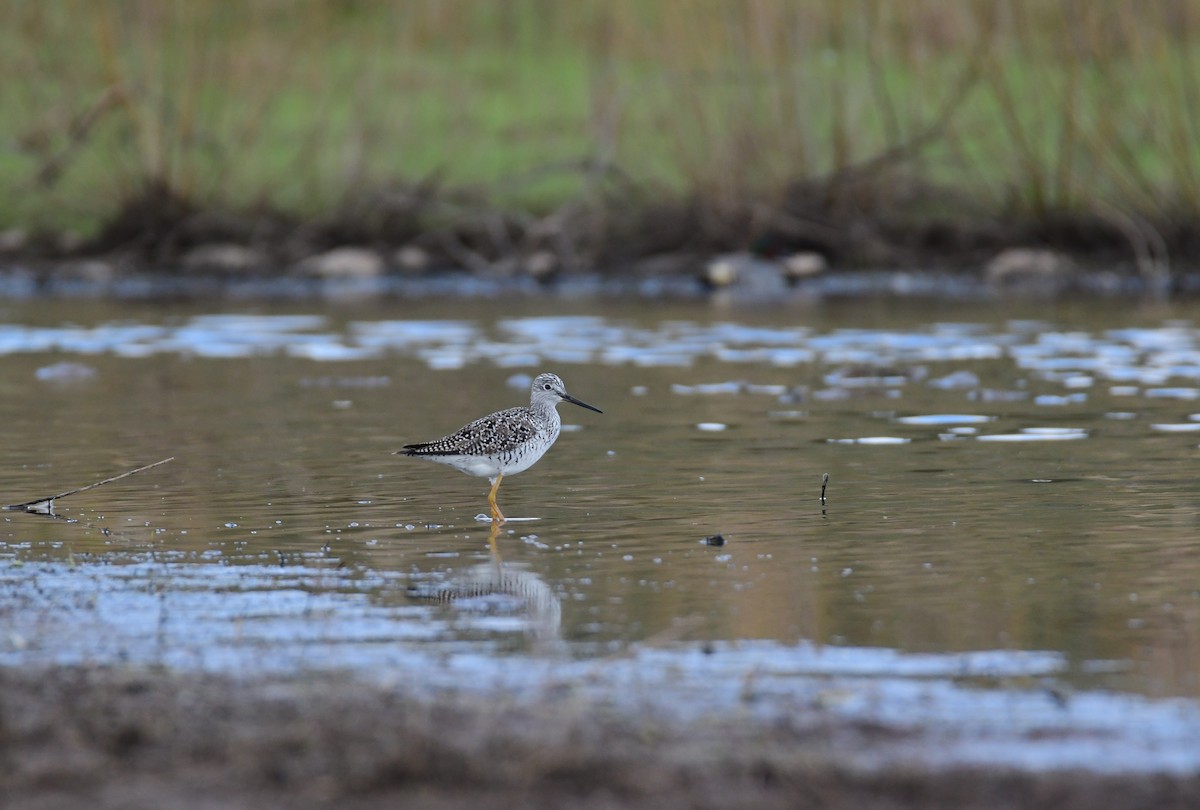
[543, 383, 553, 390]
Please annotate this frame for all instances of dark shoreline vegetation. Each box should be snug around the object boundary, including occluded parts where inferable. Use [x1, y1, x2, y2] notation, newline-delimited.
[3, 2, 1200, 297]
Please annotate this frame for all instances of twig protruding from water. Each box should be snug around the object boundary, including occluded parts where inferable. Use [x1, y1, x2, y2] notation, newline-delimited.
[3, 457, 175, 515]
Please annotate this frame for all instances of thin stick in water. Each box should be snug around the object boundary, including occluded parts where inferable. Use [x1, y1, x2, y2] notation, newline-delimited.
[3, 457, 175, 513]
[820, 472, 830, 505]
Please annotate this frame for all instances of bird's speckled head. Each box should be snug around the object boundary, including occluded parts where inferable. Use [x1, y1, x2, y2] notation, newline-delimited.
[531, 372, 566, 401]
[530, 372, 602, 414]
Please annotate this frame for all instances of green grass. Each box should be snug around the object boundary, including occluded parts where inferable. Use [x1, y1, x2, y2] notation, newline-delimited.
[1, 1, 1199, 242]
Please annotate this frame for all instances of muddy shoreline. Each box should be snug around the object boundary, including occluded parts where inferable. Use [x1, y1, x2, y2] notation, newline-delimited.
[3, 664, 1198, 810]
[1, 257, 1197, 304]
[3, 186, 1199, 300]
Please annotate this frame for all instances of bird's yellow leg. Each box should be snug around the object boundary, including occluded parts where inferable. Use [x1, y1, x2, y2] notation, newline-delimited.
[488, 473, 505, 523]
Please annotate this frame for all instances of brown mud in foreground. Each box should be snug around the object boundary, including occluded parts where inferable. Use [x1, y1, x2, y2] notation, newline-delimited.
[4, 181, 1199, 296]
[3, 666, 1197, 810]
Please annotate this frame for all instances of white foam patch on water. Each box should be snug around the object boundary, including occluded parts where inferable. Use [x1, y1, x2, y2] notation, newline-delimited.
[420, 351, 466, 370]
[977, 429, 1088, 442]
[672, 382, 742, 395]
[767, 348, 816, 365]
[287, 343, 381, 361]
[35, 361, 98, 382]
[1035, 393, 1087, 405]
[824, 370, 910, 387]
[828, 436, 912, 445]
[896, 414, 995, 425]
[928, 370, 981, 389]
[498, 315, 613, 342]
[1145, 387, 1200, 399]
[350, 320, 479, 346]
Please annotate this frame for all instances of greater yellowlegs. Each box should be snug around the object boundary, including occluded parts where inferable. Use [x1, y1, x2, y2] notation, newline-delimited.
[398, 372, 602, 522]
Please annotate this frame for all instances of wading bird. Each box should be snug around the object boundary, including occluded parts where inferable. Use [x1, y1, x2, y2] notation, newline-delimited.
[398, 372, 602, 522]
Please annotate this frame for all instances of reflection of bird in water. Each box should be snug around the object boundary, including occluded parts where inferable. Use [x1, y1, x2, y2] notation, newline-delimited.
[408, 561, 562, 643]
[398, 372, 602, 523]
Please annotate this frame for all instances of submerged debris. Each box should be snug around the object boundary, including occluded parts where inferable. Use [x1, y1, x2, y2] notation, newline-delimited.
[34, 361, 97, 383]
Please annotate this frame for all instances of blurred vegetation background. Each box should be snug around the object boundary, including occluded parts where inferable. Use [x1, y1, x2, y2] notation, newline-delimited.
[2, 1, 1199, 266]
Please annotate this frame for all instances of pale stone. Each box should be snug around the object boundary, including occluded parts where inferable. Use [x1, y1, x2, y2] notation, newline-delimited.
[524, 250, 559, 280]
[703, 254, 744, 287]
[296, 247, 385, 279]
[56, 260, 116, 283]
[782, 251, 828, 279]
[394, 245, 430, 271]
[182, 244, 269, 275]
[0, 228, 28, 253]
[985, 248, 1073, 286]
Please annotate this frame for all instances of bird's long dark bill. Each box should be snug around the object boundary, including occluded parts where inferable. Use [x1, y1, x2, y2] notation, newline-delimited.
[563, 393, 602, 414]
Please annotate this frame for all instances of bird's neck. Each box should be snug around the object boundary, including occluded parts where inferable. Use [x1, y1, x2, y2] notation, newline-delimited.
[530, 400, 560, 428]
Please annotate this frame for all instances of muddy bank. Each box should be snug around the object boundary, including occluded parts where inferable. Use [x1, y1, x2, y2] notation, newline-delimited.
[2, 184, 1198, 300]
[3, 664, 1198, 810]
[2, 254, 1195, 303]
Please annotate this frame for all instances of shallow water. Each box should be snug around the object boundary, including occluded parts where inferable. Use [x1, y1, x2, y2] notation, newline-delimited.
[2, 296, 1199, 718]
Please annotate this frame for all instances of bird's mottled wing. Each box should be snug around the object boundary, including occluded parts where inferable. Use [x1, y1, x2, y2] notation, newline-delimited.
[401, 407, 537, 457]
